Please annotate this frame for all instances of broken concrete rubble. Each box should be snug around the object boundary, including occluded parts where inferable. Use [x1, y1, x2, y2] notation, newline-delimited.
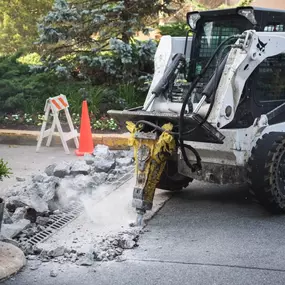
[92, 173, 107, 186]
[16, 176, 26, 182]
[29, 260, 42, 271]
[70, 161, 91, 176]
[20, 227, 142, 269]
[93, 144, 113, 159]
[2, 145, 137, 270]
[53, 162, 71, 178]
[84, 153, 95, 165]
[93, 159, 115, 173]
[11, 207, 27, 222]
[3, 208, 13, 224]
[1, 219, 30, 239]
[106, 174, 117, 182]
[50, 269, 58, 277]
[72, 175, 96, 191]
[32, 173, 48, 183]
[91, 229, 140, 261]
[7, 192, 49, 214]
[22, 224, 40, 237]
[45, 164, 56, 177]
[36, 216, 50, 226]
[48, 246, 65, 258]
[78, 252, 93, 266]
[118, 233, 137, 249]
[116, 157, 133, 167]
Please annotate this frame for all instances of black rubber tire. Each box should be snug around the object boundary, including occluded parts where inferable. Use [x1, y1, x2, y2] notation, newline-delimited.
[157, 159, 192, 191]
[247, 132, 285, 214]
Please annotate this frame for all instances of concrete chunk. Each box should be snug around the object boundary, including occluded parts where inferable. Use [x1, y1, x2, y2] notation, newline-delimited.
[1, 219, 30, 239]
[36, 216, 50, 226]
[70, 161, 91, 176]
[93, 159, 115, 173]
[48, 246, 65, 258]
[3, 209, 13, 224]
[45, 164, 57, 177]
[84, 153, 95, 165]
[32, 173, 48, 183]
[50, 269, 58, 277]
[72, 175, 96, 191]
[92, 173, 107, 185]
[118, 234, 137, 249]
[16, 177, 26, 182]
[116, 157, 133, 167]
[11, 207, 27, 222]
[93, 144, 111, 159]
[53, 162, 71, 178]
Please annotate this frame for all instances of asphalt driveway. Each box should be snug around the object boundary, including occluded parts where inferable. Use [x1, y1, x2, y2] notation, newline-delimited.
[4, 181, 285, 285]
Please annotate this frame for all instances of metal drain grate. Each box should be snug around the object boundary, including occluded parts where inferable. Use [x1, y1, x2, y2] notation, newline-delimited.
[13, 167, 135, 248]
[13, 202, 84, 247]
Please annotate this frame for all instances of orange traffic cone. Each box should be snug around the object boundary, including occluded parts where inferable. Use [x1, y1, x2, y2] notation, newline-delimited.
[75, 100, 94, 156]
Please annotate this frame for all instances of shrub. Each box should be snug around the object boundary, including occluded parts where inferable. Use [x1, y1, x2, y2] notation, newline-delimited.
[0, 159, 12, 181]
[0, 54, 58, 114]
[0, 43, 154, 117]
[118, 84, 145, 109]
[158, 22, 190, 37]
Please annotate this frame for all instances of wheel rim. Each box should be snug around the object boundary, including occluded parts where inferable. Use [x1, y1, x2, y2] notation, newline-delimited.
[277, 149, 285, 196]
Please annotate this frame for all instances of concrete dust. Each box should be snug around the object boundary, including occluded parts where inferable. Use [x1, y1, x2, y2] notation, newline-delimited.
[0, 144, 172, 273]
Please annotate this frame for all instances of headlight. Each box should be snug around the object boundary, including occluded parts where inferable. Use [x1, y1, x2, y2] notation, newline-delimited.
[237, 7, 257, 25]
[187, 12, 201, 31]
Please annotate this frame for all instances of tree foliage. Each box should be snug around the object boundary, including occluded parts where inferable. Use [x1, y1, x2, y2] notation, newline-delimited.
[0, 0, 53, 54]
[197, 0, 252, 8]
[159, 22, 190, 37]
[38, 0, 183, 59]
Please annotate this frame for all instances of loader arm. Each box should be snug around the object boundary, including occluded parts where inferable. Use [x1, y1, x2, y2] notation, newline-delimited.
[205, 30, 285, 128]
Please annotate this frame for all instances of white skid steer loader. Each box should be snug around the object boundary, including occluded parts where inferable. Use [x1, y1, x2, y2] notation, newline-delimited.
[108, 6, 285, 224]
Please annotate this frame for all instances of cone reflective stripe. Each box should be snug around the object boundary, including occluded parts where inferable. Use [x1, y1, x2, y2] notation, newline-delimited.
[75, 100, 94, 156]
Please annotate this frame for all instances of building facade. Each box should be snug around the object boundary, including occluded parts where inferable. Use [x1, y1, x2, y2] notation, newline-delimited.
[252, 0, 285, 9]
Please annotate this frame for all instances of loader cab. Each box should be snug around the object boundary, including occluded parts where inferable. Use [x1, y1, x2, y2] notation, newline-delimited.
[187, 7, 285, 128]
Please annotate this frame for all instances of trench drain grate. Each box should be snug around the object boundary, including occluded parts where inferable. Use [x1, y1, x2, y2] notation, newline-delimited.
[13, 202, 84, 247]
[13, 167, 135, 248]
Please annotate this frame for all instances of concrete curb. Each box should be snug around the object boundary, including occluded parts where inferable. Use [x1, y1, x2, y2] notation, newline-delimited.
[0, 129, 130, 150]
[0, 241, 26, 282]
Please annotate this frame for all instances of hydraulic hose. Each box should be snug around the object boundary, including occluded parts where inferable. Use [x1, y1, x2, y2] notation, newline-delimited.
[136, 35, 240, 172]
[179, 35, 240, 172]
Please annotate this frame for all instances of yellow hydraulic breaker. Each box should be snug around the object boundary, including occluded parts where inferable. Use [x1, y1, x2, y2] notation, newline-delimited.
[126, 121, 176, 225]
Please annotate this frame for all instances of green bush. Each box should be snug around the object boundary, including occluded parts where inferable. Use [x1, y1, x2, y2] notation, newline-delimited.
[0, 54, 58, 113]
[0, 49, 151, 118]
[118, 84, 145, 108]
[0, 159, 12, 181]
[159, 22, 190, 37]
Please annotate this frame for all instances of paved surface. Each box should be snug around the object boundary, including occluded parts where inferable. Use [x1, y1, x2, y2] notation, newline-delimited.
[0, 145, 80, 195]
[4, 181, 285, 285]
[0, 242, 26, 282]
[37, 177, 171, 254]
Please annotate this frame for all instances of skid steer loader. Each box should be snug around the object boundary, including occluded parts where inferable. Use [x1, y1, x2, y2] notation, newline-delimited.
[108, 6, 285, 224]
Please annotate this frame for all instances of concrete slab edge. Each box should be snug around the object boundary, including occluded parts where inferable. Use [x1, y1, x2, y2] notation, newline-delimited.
[0, 241, 26, 282]
[0, 129, 130, 150]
